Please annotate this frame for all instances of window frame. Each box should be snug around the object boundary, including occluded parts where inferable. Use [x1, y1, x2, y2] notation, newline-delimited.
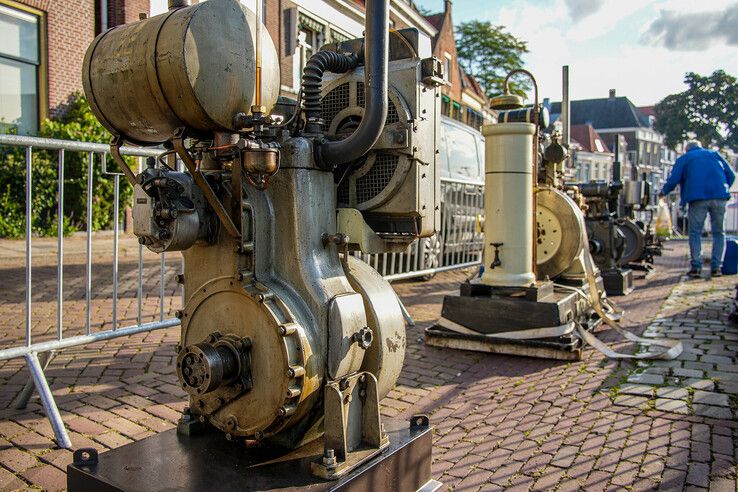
[0, 0, 47, 133]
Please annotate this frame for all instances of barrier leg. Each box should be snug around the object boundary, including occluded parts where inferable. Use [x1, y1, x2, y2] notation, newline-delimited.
[13, 351, 54, 410]
[25, 352, 72, 449]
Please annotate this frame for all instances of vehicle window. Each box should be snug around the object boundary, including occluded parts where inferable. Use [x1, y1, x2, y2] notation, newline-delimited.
[439, 119, 449, 176]
[443, 121, 481, 181]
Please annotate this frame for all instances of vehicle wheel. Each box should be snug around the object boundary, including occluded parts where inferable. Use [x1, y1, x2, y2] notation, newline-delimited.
[419, 234, 441, 281]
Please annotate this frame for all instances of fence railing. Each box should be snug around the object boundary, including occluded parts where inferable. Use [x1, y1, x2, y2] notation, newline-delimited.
[355, 178, 484, 281]
[0, 134, 177, 449]
[0, 134, 483, 449]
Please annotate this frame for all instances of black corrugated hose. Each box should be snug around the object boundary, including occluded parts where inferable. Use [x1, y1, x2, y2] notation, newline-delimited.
[301, 50, 359, 133]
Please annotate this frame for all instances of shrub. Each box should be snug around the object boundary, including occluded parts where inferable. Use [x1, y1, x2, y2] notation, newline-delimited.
[0, 93, 134, 237]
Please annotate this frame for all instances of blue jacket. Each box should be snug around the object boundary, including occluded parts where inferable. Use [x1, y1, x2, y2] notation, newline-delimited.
[661, 147, 736, 205]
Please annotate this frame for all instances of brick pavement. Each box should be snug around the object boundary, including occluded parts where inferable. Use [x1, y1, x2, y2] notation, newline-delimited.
[0, 237, 736, 491]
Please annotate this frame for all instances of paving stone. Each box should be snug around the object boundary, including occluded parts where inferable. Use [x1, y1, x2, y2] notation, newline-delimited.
[627, 373, 665, 385]
[656, 387, 690, 400]
[613, 395, 649, 409]
[686, 462, 710, 488]
[700, 355, 733, 364]
[691, 391, 731, 407]
[619, 384, 654, 397]
[654, 398, 690, 415]
[685, 379, 716, 391]
[673, 368, 704, 379]
[692, 405, 734, 420]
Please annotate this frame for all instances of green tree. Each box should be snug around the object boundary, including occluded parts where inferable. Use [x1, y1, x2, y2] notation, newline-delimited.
[654, 70, 738, 152]
[455, 20, 529, 99]
[0, 93, 134, 237]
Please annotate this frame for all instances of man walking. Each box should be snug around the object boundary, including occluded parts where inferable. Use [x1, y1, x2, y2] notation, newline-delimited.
[661, 141, 736, 278]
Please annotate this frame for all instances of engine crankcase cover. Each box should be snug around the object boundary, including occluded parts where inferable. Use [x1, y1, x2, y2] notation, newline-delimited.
[344, 255, 406, 399]
[536, 187, 586, 280]
[178, 277, 317, 439]
[617, 219, 646, 266]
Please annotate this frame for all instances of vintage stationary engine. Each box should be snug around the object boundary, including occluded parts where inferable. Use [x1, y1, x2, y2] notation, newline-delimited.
[577, 180, 635, 295]
[79, 0, 440, 487]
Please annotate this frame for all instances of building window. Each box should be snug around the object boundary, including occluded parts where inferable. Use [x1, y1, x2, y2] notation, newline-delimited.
[0, 2, 45, 135]
[441, 94, 450, 117]
[328, 28, 350, 44]
[451, 101, 462, 122]
[466, 107, 483, 130]
[444, 53, 452, 82]
[297, 13, 325, 73]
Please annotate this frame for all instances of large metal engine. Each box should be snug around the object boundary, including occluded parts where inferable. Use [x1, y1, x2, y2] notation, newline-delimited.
[81, 0, 440, 483]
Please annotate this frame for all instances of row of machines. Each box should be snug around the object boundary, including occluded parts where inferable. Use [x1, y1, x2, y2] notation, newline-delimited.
[66, 1, 668, 489]
[577, 164, 664, 296]
[70, 0, 445, 490]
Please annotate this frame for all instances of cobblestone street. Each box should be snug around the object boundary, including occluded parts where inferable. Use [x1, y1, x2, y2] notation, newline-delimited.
[0, 238, 736, 491]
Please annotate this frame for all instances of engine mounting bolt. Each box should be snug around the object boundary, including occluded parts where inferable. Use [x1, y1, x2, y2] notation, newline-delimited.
[225, 433, 233, 441]
[323, 448, 336, 467]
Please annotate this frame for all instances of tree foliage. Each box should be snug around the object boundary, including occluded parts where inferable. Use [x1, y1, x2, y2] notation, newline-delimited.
[0, 93, 134, 238]
[654, 70, 738, 152]
[455, 20, 529, 99]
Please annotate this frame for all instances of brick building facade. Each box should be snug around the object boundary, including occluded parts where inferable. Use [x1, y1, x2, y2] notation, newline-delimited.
[423, 0, 490, 129]
[0, 0, 149, 134]
[2, 0, 486, 135]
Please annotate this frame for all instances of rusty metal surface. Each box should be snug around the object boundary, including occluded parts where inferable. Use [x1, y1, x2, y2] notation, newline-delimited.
[83, 0, 279, 144]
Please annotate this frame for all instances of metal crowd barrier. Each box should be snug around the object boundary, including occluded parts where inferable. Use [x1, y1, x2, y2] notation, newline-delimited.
[0, 134, 483, 449]
[356, 178, 484, 281]
[0, 134, 176, 449]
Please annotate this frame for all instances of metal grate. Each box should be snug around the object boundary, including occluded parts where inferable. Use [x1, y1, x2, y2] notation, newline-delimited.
[356, 153, 399, 204]
[321, 82, 350, 129]
[356, 82, 400, 124]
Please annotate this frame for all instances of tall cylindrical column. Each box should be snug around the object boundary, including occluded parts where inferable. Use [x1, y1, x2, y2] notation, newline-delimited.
[481, 122, 536, 287]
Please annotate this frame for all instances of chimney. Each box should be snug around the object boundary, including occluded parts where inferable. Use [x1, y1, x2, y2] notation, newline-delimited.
[609, 89, 616, 99]
[444, 0, 452, 15]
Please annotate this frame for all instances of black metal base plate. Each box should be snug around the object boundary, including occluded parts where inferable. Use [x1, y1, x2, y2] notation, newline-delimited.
[67, 417, 436, 492]
[440, 288, 579, 334]
[460, 280, 554, 302]
[602, 268, 634, 296]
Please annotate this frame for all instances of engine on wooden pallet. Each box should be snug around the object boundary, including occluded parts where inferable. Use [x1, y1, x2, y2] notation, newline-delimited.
[69, 0, 444, 490]
[576, 179, 635, 296]
[577, 160, 663, 293]
[425, 70, 605, 361]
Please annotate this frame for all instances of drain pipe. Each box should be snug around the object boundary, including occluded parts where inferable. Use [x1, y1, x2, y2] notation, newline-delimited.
[317, 0, 389, 168]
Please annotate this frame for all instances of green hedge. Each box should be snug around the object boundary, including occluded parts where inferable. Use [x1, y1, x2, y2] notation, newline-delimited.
[0, 93, 134, 238]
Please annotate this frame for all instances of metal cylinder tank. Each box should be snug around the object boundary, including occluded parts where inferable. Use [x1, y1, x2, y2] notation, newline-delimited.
[82, 0, 280, 144]
[481, 122, 536, 287]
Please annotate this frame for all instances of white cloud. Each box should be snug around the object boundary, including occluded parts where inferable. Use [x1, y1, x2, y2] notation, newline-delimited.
[478, 0, 738, 106]
[642, 3, 738, 50]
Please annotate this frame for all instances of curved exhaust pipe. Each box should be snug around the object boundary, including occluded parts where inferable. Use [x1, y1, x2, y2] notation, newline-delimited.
[317, 0, 389, 168]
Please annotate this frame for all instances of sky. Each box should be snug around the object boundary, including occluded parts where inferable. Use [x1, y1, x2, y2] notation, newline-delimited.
[415, 0, 738, 107]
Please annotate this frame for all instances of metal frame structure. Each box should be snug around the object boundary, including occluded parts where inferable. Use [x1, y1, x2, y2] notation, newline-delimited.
[0, 134, 483, 450]
[0, 134, 176, 449]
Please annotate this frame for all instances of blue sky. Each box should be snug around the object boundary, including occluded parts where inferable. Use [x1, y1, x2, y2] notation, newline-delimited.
[416, 0, 738, 106]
